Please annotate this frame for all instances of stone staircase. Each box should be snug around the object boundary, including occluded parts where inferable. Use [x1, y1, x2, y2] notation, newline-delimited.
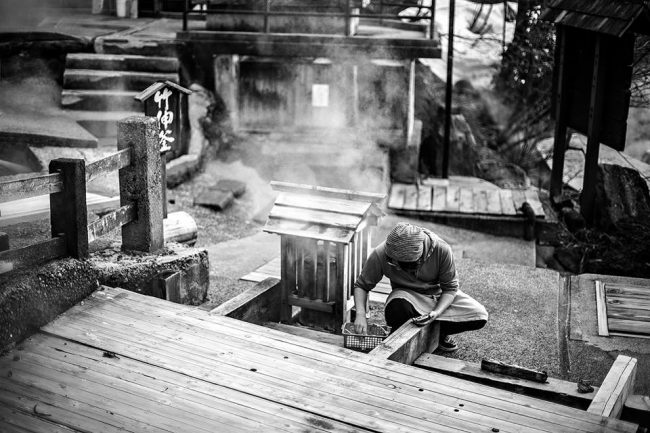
[62, 53, 179, 140]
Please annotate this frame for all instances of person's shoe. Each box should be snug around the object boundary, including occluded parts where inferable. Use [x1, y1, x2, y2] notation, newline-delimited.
[437, 335, 459, 353]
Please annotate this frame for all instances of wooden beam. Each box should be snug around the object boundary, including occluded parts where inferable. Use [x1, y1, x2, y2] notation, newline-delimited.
[287, 295, 335, 314]
[368, 320, 439, 365]
[596, 280, 610, 337]
[0, 173, 62, 204]
[85, 148, 132, 184]
[415, 354, 597, 409]
[87, 204, 136, 243]
[480, 359, 548, 383]
[588, 355, 637, 419]
[550, 26, 568, 200]
[209, 277, 281, 324]
[0, 237, 66, 274]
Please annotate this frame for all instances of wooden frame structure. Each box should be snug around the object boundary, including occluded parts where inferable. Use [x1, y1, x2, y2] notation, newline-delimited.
[0, 116, 164, 273]
[262, 182, 384, 332]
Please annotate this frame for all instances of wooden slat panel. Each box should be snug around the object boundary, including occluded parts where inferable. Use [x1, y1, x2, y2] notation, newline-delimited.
[596, 281, 610, 336]
[270, 181, 385, 203]
[608, 318, 650, 335]
[87, 203, 136, 243]
[0, 237, 66, 274]
[263, 218, 354, 243]
[431, 186, 447, 211]
[458, 188, 474, 213]
[524, 190, 545, 217]
[588, 355, 637, 419]
[0, 173, 63, 203]
[485, 190, 501, 214]
[85, 148, 132, 183]
[56, 288, 638, 433]
[445, 186, 460, 212]
[511, 190, 527, 214]
[387, 183, 407, 209]
[402, 184, 418, 211]
[498, 189, 517, 215]
[275, 192, 371, 216]
[474, 190, 488, 214]
[416, 185, 432, 211]
[269, 206, 361, 230]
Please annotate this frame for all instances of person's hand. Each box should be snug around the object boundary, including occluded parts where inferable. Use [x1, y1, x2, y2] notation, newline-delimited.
[354, 315, 368, 334]
[412, 310, 439, 326]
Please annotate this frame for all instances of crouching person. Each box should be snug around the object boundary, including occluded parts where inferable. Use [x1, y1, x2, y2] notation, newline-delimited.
[353, 222, 488, 352]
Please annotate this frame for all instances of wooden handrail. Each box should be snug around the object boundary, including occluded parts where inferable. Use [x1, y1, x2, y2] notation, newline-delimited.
[0, 173, 63, 203]
[87, 203, 136, 243]
[0, 237, 66, 274]
[85, 148, 132, 184]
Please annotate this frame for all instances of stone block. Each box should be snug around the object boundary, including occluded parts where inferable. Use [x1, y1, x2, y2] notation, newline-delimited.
[215, 178, 247, 197]
[194, 189, 234, 211]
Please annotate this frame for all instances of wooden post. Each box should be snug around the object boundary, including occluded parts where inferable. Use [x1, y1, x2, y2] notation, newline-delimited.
[581, 35, 606, 225]
[280, 237, 295, 322]
[345, 0, 351, 36]
[550, 27, 568, 201]
[214, 55, 240, 131]
[49, 158, 88, 259]
[442, 0, 455, 179]
[118, 116, 164, 253]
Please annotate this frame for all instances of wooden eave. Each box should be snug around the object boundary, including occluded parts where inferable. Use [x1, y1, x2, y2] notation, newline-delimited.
[541, 0, 650, 37]
[176, 31, 441, 59]
[135, 80, 192, 102]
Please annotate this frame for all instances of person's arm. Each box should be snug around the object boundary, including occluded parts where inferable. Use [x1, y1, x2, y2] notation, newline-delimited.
[352, 249, 384, 334]
[413, 242, 458, 326]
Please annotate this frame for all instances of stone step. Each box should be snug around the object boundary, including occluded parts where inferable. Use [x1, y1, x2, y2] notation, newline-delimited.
[64, 110, 142, 138]
[64, 69, 179, 91]
[98, 37, 182, 58]
[61, 89, 141, 112]
[66, 53, 179, 73]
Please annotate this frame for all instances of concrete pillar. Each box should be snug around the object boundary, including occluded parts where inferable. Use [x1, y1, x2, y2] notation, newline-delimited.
[118, 116, 164, 253]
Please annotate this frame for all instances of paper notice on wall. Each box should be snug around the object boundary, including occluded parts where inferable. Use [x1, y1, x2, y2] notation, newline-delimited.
[312, 84, 329, 107]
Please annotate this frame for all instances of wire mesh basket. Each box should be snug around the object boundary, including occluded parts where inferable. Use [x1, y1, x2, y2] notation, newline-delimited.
[342, 323, 391, 352]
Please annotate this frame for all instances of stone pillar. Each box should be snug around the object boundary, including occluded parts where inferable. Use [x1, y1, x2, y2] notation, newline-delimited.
[118, 116, 164, 253]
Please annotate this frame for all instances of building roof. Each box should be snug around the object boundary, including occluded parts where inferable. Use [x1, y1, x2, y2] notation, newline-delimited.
[263, 181, 385, 244]
[541, 0, 650, 37]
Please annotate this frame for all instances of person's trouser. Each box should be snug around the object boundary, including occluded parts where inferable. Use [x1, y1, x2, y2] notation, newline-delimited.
[384, 298, 487, 336]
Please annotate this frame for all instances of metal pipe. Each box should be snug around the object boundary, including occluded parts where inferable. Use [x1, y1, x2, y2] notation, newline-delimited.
[442, 0, 455, 178]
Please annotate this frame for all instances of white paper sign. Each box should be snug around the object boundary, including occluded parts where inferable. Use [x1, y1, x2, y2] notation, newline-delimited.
[312, 84, 330, 108]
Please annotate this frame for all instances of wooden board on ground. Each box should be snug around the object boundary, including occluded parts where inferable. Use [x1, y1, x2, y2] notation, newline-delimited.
[588, 355, 637, 419]
[1, 286, 635, 433]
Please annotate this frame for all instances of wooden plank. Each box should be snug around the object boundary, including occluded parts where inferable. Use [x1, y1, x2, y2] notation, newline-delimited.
[402, 184, 418, 211]
[607, 318, 650, 335]
[445, 186, 460, 212]
[369, 321, 439, 365]
[480, 359, 548, 383]
[605, 283, 650, 299]
[264, 322, 345, 347]
[512, 190, 527, 214]
[607, 305, 650, 322]
[85, 148, 132, 183]
[0, 403, 78, 433]
[588, 355, 637, 419]
[0, 173, 62, 203]
[431, 186, 447, 211]
[416, 185, 432, 211]
[498, 189, 517, 215]
[415, 354, 598, 409]
[387, 183, 407, 209]
[0, 237, 66, 274]
[275, 192, 371, 216]
[263, 218, 354, 244]
[458, 188, 474, 213]
[269, 206, 361, 230]
[607, 295, 650, 312]
[210, 277, 281, 323]
[524, 190, 545, 218]
[87, 203, 136, 243]
[474, 190, 488, 214]
[485, 189, 501, 214]
[596, 280, 610, 336]
[70, 287, 639, 433]
[288, 295, 335, 313]
[270, 181, 385, 203]
[280, 237, 295, 322]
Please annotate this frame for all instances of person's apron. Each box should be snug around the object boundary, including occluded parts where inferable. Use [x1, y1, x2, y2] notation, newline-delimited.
[386, 288, 488, 322]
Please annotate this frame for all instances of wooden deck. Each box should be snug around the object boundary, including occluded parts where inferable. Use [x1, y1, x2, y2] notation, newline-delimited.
[387, 180, 545, 221]
[0, 286, 639, 432]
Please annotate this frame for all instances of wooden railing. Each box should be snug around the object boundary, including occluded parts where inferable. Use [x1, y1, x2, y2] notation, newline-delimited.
[182, 0, 436, 39]
[0, 117, 164, 274]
